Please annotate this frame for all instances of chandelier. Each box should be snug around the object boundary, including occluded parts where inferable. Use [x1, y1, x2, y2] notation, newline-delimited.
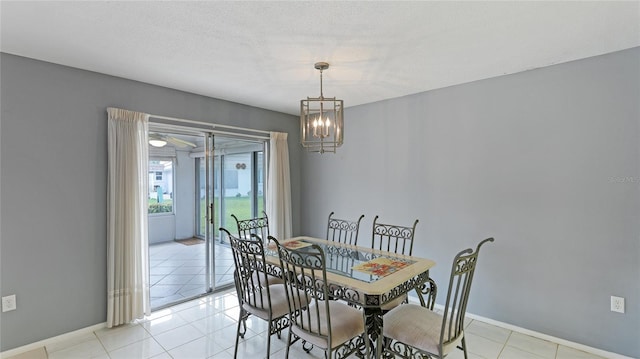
[300, 62, 343, 153]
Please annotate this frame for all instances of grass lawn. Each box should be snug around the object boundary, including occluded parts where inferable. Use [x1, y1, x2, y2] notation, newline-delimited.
[200, 196, 264, 235]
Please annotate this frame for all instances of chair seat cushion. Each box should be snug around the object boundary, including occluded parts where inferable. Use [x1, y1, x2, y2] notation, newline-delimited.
[291, 300, 364, 350]
[383, 304, 461, 356]
[380, 293, 407, 311]
[243, 284, 291, 319]
[252, 271, 284, 286]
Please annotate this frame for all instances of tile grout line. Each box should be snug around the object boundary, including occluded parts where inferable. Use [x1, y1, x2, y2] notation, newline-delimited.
[495, 330, 514, 359]
[94, 330, 111, 359]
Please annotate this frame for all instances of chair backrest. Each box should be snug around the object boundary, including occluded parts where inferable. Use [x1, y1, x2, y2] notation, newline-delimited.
[232, 211, 270, 242]
[439, 237, 494, 353]
[272, 237, 334, 345]
[326, 212, 365, 245]
[220, 227, 272, 311]
[371, 216, 419, 255]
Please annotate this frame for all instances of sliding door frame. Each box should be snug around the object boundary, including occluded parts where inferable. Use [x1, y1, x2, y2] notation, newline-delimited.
[148, 119, 269, 310]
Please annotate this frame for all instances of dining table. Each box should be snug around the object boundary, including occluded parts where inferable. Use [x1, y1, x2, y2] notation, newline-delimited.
[264, 236, 436, 358]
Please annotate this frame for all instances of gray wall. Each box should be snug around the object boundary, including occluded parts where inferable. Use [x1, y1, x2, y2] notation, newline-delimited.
[0, 53, 301, 351]
[300, 47, 640, 357]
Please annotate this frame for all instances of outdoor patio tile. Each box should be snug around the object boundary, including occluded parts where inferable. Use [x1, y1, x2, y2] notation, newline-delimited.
[150, 285, 182, 297]
[156, 274, 196, 286]
[150, 266, 178, 275]
[149, 241, 234, 310]
[172, 266, 206, 275]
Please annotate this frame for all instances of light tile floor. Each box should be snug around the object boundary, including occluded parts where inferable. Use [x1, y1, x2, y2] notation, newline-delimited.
[19, 288, 606, 359]
[149, 240, 235, 309]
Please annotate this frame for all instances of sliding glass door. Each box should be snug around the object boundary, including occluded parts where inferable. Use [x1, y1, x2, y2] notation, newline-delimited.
[147, 127, 212, 309]
[198, 138, 265, 240]
[217, 152, 263, 234]
[148, 124, 266, 310]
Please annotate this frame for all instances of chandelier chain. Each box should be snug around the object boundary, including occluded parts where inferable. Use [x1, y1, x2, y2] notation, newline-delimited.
[319, 68, 324, 99]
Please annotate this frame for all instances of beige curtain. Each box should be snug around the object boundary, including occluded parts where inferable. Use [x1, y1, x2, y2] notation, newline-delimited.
[266, 132, 292, 239]
[106, 107, 150, 327]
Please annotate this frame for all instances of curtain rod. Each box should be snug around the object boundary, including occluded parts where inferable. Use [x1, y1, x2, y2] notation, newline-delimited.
[148, 113, 271, 136]
[151, 122, 269, 141]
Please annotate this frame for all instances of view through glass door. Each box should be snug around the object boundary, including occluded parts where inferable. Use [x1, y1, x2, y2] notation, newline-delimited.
[148, 125, 265, 310]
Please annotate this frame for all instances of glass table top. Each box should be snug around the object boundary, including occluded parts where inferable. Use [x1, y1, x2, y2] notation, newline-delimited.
[266, 238, 416, 284]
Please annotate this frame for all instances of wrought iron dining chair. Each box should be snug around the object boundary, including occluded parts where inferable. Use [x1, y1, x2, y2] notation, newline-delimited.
[370, 216, 436, 311]
[231, 210, 270, 242]
[371, 215, 419, 256]
[272, 237, 370, 359]
[220, 228, 291, 359]
[326, 211, 365, 246]
[382, 238, 495, 359]
[222, 227, 283, 287]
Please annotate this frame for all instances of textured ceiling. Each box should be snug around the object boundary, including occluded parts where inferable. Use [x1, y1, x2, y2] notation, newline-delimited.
[1, 1, 639, 115]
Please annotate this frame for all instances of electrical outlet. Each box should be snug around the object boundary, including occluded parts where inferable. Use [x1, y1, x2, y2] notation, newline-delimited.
[611, 296, 625, 313]
[2, 295, 16, 312]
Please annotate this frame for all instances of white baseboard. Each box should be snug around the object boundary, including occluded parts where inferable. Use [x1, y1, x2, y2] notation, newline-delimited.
[0, 322, 106, 359]
[462, 311, 634, 359]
